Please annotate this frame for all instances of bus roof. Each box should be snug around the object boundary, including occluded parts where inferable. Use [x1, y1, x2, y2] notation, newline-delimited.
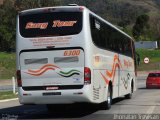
[19, 6, 86, 15]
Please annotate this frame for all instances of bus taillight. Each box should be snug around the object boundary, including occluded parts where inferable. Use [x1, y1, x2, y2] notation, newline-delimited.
[16, 70, 22, 87]
[84, 67, 91, 84]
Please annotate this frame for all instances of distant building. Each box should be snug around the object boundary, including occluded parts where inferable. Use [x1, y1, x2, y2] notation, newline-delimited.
[135, 41, 158, 49]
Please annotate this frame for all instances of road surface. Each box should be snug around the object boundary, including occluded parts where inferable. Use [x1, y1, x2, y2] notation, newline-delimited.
[1, 76, 160, 120]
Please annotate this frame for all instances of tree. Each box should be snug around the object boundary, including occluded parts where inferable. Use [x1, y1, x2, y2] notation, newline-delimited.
[15, 0, 61, 11]
[132, 14, 150, 41]
[0, 0, 17, 52]
[0, 0, 61, 52]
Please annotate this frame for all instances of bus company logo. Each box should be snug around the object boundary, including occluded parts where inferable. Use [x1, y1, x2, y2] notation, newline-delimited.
[95, 56, 100, 62]
[25, 20, 77, 29]
[25, 22, 48, 29]
[124, 59, 132, 68]
[46, 86, 59, 90]
[53, 20, 77, 27]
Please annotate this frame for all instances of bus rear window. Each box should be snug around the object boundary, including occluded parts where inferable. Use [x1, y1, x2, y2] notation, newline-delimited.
[19, 12, 82, 37]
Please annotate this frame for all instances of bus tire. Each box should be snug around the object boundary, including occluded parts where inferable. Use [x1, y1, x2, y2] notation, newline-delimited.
[125, 81, 133, 99]
[101, 85, 112, 110]
[106, 85, 112, 109]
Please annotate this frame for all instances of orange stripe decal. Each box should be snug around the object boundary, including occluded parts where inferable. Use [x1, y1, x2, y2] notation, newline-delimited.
[25, 64, 60, 76]
[106, 55, 122, 78]
[101, 54, 122, 85]
[111, 63, 120, 85]
[25, 67, 56, 76]
[28, 64, 60, 73]
[100, 54, 131, 89]
[100, 72, 109, 84]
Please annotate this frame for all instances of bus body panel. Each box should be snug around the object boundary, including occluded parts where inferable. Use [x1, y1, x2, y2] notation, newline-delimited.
[20, 49, 84, 87]
[118, 54, 135, 96]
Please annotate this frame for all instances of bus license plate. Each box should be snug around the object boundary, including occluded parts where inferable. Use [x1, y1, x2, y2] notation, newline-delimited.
[42, 92, 61, 96]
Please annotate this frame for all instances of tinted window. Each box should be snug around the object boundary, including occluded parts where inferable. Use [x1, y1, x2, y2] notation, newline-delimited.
[90, 14, 133, 57]
[148, 73, 160, 77]
[19, 12, 82, 37]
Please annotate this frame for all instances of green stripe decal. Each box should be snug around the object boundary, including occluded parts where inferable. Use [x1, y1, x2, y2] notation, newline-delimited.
[59, 70, 81, 75]
[58, 70, 81, 78]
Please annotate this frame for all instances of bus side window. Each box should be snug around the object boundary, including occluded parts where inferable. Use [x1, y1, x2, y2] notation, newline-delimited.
[90, 16, 101, 47]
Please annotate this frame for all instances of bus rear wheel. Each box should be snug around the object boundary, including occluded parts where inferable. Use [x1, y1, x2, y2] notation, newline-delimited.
[101, 85, 112, 110]
[106, 85, 112, 109]
[125, 82, 133, 99]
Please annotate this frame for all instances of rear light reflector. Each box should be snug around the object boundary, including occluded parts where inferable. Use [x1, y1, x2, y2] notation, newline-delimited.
[84, 67, 91, 84]
[16, 70, 22, 87]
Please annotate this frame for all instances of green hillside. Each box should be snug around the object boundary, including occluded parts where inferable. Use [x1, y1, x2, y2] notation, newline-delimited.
[0, 0, 160, 52]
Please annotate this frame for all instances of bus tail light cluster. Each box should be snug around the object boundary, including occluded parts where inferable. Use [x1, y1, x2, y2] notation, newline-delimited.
[16, 70, 22, 87]
[84, 67, 91, 84]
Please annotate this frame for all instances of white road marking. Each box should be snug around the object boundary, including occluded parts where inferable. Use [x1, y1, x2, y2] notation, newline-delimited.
[146, 106, 155, 114]
[0, 98, 18, 103]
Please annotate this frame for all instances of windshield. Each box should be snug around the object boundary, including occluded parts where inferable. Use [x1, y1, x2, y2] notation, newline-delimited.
[19, 12, 82, 37]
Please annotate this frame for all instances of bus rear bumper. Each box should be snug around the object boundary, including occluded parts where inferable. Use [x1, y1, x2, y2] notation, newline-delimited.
[18, 86, 94, 104]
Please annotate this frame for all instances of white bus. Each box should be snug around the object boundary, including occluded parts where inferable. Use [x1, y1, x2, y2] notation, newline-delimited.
[16, 5, 137, 110]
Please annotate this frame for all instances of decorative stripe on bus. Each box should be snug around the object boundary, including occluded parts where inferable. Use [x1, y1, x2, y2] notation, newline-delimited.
[26, 67, 56, 76]
[100, 54, 122, 85]
[121, 73, 131, 89]
[25, 64, 81, 78]
[100, 55, 131, 89]
[28, 64, 60, 73]
[100, 72, 109, 84]
[58, 70, 81, 78]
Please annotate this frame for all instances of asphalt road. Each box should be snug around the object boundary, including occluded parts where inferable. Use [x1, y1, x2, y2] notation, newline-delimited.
[1, 76, 160, 120]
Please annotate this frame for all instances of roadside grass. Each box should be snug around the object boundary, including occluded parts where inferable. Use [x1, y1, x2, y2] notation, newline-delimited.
[0, 52, 16, 80]
[0, 91, 17, 100]
[136, 49, 160, 71]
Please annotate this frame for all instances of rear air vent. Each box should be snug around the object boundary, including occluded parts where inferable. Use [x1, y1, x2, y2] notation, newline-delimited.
[54, 57, 78, 63]
[25, 58, 48, 65]
[93, 88, 100, 100]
